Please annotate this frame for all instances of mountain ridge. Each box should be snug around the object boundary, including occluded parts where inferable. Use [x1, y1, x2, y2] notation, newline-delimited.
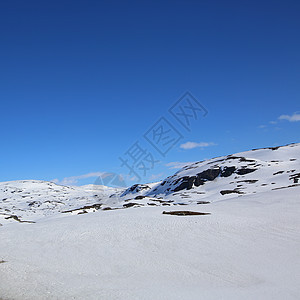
[1, 142, 299, 224]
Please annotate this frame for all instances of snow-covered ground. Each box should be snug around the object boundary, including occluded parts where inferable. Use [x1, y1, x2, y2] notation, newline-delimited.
[0, 143, 299, 299]
[1, 187, 299, 300]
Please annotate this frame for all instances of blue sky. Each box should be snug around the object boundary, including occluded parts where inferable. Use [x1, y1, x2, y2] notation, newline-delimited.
[0, 0, 299, 186]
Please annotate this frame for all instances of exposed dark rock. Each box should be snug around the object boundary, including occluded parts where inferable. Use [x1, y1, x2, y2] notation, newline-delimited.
[194, 176, 205, 187]
[172, 177, 183, 186]
[197, 168, 221, 181]
[28, 201, 41, 207]
[272, 184, 299, 190]
[239, 157, 256, 162]
[171, 166, 249, 193]
[273, 171, 284, 175]
[252, 145, 281, 151]
[227, 156, 256, 163]
[162, 211, 211, 216]
[4, 215, 35, 223]
[62, 203, 102, 213]
[220, 189, 244, 195]
[173, 176, 196, 192]
[150, 199, 173, 204]
[236, 168, 257, 175]
[123, 202, 142, 208]
[121, 184, 150, 196]
[102, 207, 112, 211]
[290, 173, 300, 184]
[220, 166, 236, 177]
[237, 180, 258, 184]
[172, 169, 219, 191]
[269, 146, 280, 150]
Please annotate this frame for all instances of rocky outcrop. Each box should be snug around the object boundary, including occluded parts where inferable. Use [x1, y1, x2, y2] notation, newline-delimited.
[235, 168, 256, 175]
[121, 184, 151, 197]
[172, 166, 257, 193]
[220, 166, 236, 177]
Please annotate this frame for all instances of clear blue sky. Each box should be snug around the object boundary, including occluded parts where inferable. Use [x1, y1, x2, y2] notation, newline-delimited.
[0, 0, 299, 186]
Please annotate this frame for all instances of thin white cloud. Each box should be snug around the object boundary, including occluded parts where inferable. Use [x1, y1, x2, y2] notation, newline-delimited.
[149, 173, 164, 180]
[129, 176, 139, 182]
[180, 141, 216, 150]
[51, 172, 106, 186]
[165, 161, 194, 169]
[279, 112, 300, 122]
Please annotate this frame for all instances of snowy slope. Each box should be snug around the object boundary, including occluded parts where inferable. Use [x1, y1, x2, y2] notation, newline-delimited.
[118, 142, 300, 206]
[0, 143, 299, 224]
[0, 143, 300, 299]
[144, 142, 300, 200]
[0, 187, 299, 300]
[0, 181, 121, 224]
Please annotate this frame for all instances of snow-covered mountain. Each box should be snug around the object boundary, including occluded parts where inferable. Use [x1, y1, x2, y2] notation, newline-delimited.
[0, 180, 121, 224]
[1, 143, 300, 300]
[0, 143, 299, 224]
[1, 143, 300, 220]
[145, 142, 300, 199]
